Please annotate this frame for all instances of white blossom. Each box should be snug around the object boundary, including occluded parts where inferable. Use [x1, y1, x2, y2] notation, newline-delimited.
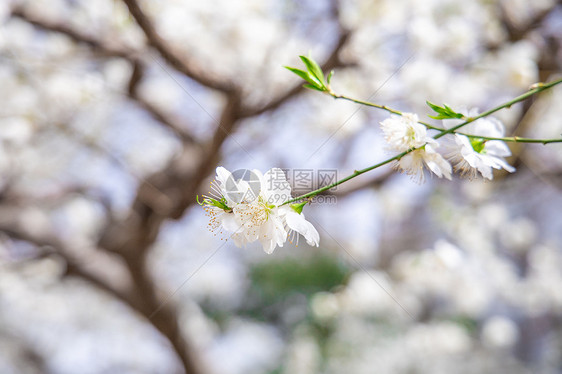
[202, 167, 319, 253]
[380, 113, 452, 182]
[444, 112, 515, 180]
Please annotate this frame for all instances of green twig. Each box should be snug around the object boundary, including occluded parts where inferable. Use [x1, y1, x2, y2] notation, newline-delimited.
[283, 78, 562, 205]
[433, 78, 562, 139]
[283, 151, 407, 205]
[330, 79, 562, 143]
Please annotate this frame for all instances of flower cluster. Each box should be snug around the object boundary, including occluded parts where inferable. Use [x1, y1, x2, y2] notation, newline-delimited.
[201, 167, 319, 254]
[379, 111, 515, 182]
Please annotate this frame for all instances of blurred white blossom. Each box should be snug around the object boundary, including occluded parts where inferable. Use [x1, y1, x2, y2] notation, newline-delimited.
[481, 316, 519, 349]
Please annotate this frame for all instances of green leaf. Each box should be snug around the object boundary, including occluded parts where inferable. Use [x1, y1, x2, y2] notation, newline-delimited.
[284, 66, 319, 86]
[303, 83, 326, 92]
[426, 101, 443, 112]
[426, 101, 464, 120]
[299, 55, 325, 86]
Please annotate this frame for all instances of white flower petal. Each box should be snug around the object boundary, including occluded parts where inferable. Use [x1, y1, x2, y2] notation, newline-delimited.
[485, 140, 512, 157]
[221, 211, 240, 232]
[232, 233, 247, 248]
[424, 151, 452, 180]
[215, 166, 232, 186]
[259, 215, 286, 254]
[285, 210, 309, 233]
[262, 168, 292, 205]
[285, 210, 320, 247]
[485, 155, 516, 173]
[302, 221, 320, 247]
[472, 117, 505, 137]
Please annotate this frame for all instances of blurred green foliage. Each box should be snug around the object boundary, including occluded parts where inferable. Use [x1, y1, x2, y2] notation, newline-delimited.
[249, 254, 350, 303]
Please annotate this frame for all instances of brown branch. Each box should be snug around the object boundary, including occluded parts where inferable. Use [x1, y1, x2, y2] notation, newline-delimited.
[11, 7, 135, 59]
[122, 236, 201, 374]
[120, 0, 234, 93]
[98, 195, 204, 373]
[174, 92, 242, 218]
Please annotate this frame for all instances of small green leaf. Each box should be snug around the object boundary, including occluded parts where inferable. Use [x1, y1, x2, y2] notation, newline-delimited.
[428, 114, 450, 120]
[327, 70, 334, 85]
[426, 101, 441, 111]
[299, 55, 325, 86]
[284, 66, 319, 86]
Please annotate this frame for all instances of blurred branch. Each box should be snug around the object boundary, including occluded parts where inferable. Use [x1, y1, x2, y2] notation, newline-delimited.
[507, 90, 562, 190]
[0, 330, 50, 374]
[173, 92, 241, 218]
[120, 0, 234, 93]
[128, 61, 198, 145]
[1, 209, 202, 373]
[99, 200, 204, 373]
[239, 0, 352, 117]
[10, 7, 136, 59]
[0, 218, 129, 304]
[11, 7, 198, 145]
[122, 240, 202, 374]
[498, 0, 562, 44]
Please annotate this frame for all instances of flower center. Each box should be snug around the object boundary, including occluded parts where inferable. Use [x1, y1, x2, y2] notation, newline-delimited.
[237, 197, 272, 229]
[406, 126, 417, 143]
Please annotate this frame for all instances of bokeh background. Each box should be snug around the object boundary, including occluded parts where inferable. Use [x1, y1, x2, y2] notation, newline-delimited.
[1, 0, 562, 373]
